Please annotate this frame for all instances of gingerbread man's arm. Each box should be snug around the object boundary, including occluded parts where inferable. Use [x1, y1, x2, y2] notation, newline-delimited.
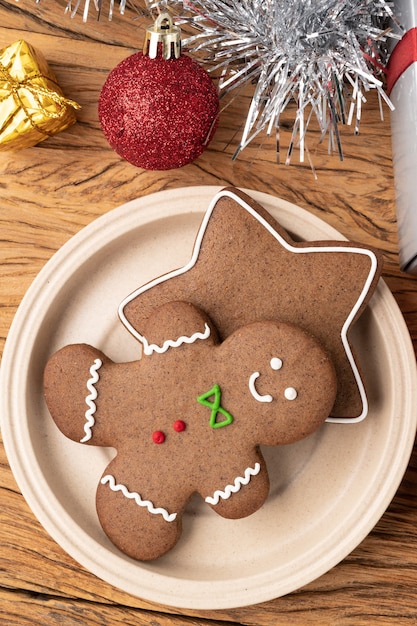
[139, 300, 218, 356]
[43, 343, 124, 447]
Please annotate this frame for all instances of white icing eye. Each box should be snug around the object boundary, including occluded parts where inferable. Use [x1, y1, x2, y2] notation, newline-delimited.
[284, 387, 298, 401]
[270, 357, 283, 370]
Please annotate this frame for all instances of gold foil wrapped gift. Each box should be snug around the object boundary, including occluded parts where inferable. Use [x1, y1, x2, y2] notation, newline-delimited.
[0, 40, 80, 151]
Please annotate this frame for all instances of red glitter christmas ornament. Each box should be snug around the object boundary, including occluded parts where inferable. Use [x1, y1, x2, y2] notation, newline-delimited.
[98, 12, 219, 170]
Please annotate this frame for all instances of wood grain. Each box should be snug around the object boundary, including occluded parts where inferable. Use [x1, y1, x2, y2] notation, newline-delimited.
[1, 1, 417, 624]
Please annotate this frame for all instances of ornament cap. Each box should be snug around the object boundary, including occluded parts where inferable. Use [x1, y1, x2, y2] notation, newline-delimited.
[143, 12, 181, 60]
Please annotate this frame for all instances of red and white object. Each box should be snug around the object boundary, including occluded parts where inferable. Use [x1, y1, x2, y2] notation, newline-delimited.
[388, 0, 417, 273]
[98, 12, 219, 171]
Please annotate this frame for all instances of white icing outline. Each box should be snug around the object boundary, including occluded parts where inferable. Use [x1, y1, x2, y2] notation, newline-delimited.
[142, 322, 210, 355]
[118, 188, 380, 423]
[205, 462, 261, 506]
[249, 372, 273, 403]
[100, 474, 177, 523]
[80, 358, 102, 443]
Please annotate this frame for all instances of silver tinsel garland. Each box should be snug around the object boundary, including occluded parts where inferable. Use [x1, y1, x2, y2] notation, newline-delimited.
[63, 0, 146, 21]
[61, 0, 402, 164]
[176, 0, 402, 164]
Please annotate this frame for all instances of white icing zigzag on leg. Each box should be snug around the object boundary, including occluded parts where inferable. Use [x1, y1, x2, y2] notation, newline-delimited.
[80, 358, 102, 443]
[205, 462, 261, 506]
[100, 474, 177, 522]
[142, 323, 210, 355]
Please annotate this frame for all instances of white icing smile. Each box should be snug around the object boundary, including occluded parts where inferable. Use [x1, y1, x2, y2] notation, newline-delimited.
[249, 372, 273, 403]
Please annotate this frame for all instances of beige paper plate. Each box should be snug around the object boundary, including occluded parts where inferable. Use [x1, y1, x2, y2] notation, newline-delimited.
[1, 186, 416, 610]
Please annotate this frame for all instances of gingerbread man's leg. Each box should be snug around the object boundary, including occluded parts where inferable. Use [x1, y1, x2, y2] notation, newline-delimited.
[202, 453, 270, 520]
[96, 466, 183, 561]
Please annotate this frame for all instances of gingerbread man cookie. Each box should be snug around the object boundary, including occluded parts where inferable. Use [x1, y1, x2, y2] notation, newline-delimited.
[119, 187, 383, 421]
[44, 301, 336, 561]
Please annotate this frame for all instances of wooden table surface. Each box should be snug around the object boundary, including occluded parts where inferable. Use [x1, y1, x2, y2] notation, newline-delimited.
[1, 2, 417, 624]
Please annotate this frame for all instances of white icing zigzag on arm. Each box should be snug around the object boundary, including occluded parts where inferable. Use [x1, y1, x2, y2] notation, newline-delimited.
[100, 474, 177, 523]
[142, 322, 211, 355]
[80, 358, 102, 443]
[205, 462, 261, 506]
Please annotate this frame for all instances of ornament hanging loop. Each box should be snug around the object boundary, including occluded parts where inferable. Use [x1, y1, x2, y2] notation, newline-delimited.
[143, 12, 181, 60]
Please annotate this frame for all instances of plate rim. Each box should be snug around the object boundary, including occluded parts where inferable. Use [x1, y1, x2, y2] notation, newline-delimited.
[1, 185, 416, 610]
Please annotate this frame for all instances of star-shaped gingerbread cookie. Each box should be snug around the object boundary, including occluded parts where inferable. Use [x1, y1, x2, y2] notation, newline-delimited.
[119, 187, 383, 421]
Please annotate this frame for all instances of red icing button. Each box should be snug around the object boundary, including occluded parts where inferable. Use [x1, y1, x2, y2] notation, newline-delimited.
[152, 430, 165, 444]
[173, 420, 186, 432]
